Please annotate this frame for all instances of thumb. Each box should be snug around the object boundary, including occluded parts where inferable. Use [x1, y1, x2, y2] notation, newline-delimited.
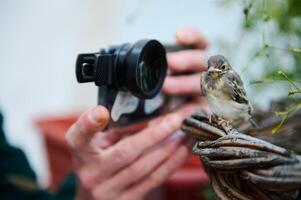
[66, 106, 109, 150]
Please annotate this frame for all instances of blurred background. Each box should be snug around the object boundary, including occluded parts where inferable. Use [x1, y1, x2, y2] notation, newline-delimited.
[0, 0, 300, 189]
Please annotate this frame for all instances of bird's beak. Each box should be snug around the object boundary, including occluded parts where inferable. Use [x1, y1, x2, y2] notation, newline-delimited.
[208, 68, 222, 73]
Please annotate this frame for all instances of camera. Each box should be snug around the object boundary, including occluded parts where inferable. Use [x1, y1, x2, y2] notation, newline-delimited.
[76, 39, 193, 127]
[76, 39, 167, 104]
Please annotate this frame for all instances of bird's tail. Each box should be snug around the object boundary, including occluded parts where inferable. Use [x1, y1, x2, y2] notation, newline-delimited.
[249, 118, 259, 128]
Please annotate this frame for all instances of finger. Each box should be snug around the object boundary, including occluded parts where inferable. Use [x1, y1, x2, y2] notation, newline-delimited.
[92, 122, 147, 149]
[65, 106, 109, 151]
[101, 113, 183, 174]
[90, 131, 126, 149]
[147, 114, 166, 127]
[92, 134, 185, 199]
[163, 73, 201, 95]
[175, 27, 208, 49]
[119, 138, 194, 200]
[167, 50, 207, 73]
[176, 101, 204, 119]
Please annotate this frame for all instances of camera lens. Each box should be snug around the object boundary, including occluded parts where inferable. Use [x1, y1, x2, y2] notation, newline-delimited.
[135, 40, 167, 98]
[138, 51, 163, 95]
[117, 39, 167, 99]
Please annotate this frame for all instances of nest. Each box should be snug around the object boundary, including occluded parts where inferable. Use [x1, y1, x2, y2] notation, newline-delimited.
[181, 108, 301, 200]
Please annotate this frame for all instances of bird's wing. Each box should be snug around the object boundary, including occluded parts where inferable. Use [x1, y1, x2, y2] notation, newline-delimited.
[223, 71, 249, 105]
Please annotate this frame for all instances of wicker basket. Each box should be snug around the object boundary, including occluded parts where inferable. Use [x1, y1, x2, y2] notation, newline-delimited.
[181, 106, 301, 200]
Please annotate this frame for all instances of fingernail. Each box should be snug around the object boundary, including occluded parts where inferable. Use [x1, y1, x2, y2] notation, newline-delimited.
[89, 107, 106, 125]
[156, 130, 186, 148]
[170, 130, 186, 141]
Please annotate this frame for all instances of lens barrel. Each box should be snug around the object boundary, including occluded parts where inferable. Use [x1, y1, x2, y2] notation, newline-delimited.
[76, 39, 167, 99]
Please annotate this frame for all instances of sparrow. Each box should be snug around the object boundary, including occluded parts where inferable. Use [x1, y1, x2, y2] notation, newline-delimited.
[200, 55, 257, 127]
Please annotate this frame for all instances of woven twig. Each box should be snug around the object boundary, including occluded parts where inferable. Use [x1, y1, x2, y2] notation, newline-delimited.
[181, 110, 301, 200]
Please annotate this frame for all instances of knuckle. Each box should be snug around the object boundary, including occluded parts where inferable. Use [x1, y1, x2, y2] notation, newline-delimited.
[113, 145, 133, 166]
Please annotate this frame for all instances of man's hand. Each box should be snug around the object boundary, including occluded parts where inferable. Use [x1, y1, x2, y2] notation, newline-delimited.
[66, 107, 192, 200]
[163, 27, 208, 117]
[66, 27, 208, 200]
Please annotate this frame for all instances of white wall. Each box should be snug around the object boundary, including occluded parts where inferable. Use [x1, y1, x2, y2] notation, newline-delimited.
[0, 0, 243, 185]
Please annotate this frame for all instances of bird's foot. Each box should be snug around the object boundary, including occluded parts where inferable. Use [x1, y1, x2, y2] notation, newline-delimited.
[208, 115, 231, 130]
[217, 117, 231, 127]
[208, 114, 219, 124]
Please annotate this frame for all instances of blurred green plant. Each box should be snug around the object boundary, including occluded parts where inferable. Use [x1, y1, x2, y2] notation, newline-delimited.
[243, 0, 301, 78]
[228, 0, 301, 133]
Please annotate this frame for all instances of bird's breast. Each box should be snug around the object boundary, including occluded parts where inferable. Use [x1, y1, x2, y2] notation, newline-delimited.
[201, 73, 222, 91]
[206, 91, 249, 121]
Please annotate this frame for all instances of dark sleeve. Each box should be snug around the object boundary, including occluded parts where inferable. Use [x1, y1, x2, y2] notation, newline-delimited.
[0, 112, 76, 200]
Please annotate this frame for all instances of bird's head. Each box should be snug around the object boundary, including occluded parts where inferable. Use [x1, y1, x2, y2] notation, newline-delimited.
[207, 55, 231, 78]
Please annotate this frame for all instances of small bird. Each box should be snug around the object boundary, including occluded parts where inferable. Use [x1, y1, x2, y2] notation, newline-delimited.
[200, 55, 257, 127]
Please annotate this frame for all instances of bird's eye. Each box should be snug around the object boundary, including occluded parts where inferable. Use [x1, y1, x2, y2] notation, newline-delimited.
[221, 65, 226, 70]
